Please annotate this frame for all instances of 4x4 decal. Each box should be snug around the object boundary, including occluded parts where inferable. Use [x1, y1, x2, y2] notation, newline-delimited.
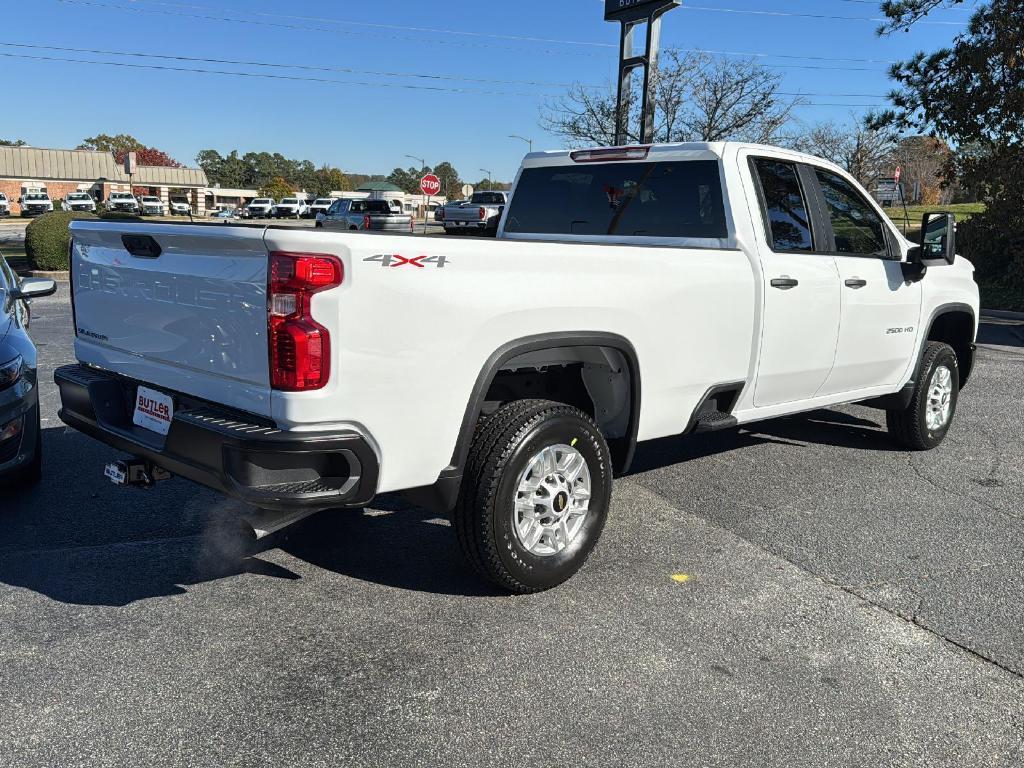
[364, 254, 449, 269]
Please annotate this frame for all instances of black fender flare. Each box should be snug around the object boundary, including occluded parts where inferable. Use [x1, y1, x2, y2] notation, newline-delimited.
[403, 332, 641, 514]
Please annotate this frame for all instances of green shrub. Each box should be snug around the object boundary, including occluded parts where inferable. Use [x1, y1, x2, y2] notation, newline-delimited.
[24, 211, 96, 271]
[99, 210, 143, 221]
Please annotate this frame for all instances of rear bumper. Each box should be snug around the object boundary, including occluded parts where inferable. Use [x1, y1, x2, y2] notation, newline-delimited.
[55, 364, 379, 512]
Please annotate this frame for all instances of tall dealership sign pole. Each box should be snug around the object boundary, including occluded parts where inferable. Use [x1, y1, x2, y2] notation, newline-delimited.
[605, 0, 681, 146]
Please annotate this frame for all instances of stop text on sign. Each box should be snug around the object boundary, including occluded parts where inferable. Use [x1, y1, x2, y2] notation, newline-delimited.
[420, 174, 441, 196]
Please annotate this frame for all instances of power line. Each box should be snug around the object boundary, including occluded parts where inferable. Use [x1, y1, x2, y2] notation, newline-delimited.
[49, 0, 897, 71]
[0, 52, 536, 97]
[55, 0, 611, 59]
[0, 41, 587, 89]
[97, 0, 618, 48]
[679, 4, 967, 24]
[0, 49, 888, 107]
[0, 41, 892, 91]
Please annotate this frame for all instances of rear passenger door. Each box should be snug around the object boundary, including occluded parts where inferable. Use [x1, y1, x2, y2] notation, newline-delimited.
[748, 157, 842, 407]
[808, 168, 922, 396]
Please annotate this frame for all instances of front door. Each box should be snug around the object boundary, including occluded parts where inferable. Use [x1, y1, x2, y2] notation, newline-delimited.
[747, 157, 842, 407]
[809, 168, 923, 396]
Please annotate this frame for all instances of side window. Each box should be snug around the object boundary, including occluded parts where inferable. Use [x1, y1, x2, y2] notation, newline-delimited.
[753, 159, 814, 252]
[814, 169, 889, 257]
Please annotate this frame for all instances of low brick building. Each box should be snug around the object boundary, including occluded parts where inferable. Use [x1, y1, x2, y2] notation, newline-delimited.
[0, 145, 208, 215]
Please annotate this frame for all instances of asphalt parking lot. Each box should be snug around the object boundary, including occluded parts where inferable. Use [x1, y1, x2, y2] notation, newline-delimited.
[2, 285, 1023, 767]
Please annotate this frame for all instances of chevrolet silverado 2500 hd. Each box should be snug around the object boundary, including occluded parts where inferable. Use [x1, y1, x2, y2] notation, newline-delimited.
[56, 142, 979, 593]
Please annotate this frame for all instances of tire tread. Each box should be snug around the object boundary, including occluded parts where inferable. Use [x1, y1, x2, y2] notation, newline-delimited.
[454, 399, 602, 593]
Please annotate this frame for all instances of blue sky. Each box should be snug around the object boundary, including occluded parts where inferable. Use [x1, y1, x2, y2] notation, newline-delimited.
[2, 0, 969, 182]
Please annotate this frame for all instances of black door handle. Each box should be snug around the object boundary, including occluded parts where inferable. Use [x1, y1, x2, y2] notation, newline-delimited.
[845, 278, 868, 289]
[770, 277, 799, 290]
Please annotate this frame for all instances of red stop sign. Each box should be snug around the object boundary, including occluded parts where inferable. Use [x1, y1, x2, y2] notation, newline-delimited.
[420, 174, 441, 196]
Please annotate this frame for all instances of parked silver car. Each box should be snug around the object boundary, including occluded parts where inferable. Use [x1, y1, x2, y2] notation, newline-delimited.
[317, 199, 413, 232]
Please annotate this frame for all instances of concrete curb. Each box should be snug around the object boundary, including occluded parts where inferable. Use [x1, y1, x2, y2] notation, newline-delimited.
[981, 309, 1024, 321]
[27, 270, 69, 280]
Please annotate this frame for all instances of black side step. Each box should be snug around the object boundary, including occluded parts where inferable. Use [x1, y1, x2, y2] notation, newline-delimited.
[692, 410, 739, 433]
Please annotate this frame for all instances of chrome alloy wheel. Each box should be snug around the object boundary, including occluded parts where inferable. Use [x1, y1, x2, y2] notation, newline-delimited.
[926, 365, 954, 432]
[513, 444, 592, 557]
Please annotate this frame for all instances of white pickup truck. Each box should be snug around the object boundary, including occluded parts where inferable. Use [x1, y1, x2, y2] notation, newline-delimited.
[56, 142, 979, 593]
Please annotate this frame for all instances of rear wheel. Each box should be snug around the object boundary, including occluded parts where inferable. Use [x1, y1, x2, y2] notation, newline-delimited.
[887, 341, 960, 450]
[454, 399, 612, 593]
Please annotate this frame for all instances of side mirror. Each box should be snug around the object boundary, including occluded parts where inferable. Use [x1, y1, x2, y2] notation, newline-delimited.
[13, 277, 57, 300]
[920, 212, 957, 265]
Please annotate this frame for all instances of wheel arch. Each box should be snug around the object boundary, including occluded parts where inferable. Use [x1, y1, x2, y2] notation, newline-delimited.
[924, 303, 977, 387]
[403, 332, 641, 514]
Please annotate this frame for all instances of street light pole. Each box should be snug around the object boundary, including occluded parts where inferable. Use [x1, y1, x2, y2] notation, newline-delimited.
[480, 168, 493, 189]
[509, 135, 533, 153]
[405, 154, 426, 233]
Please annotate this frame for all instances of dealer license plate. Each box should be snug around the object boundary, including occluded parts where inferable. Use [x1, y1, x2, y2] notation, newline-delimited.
[133, 386, 174, 436]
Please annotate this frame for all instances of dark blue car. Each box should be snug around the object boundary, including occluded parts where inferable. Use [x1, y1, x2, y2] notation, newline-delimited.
[0, 252, 56, 487]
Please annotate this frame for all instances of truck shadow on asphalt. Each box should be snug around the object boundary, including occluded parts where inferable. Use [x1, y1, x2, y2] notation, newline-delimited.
[627, 408, 896, 475]
[0, 427, 498, 605]
[0, 408, 895, 606]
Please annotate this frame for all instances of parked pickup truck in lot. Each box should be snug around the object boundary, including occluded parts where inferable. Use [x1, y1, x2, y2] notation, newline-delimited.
[0, 193, 10, 217]
[274, 198, 308, 219]
[242, 198, 275, 219]
[63, 192, 97, 213]
[19, 193, 53, 217]
[169, 198, 192, 216]
[317, 198, 413, 232]
[106, 192, 140, 214]
[57, 142, 979, 593]
[307, 198, 335, 219]
[442, 191, 509, 236]
[139, 196, 165, 216]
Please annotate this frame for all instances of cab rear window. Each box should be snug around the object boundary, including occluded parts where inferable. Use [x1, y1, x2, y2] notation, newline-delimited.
[503, 160, 727, 239]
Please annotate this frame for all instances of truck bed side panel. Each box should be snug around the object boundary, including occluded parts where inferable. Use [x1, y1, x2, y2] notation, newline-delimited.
[262, 229, 756, 493]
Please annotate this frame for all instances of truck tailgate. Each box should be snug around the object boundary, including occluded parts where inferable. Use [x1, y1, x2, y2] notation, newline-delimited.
[70, 221, 273, 417]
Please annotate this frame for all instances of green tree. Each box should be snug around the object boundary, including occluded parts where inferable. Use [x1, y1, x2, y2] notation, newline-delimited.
[310, 166, 352, 198]
[869, 0, 1024, 298]
[259, 176, 294, 201]
[0, 138, 27, 147]
[387, 166, 429, 195]
[78, 134, 145, 155]
[432, 161, 462, 199]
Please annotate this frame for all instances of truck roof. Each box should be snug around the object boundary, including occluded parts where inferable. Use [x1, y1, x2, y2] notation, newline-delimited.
[519, 141, 844, 174]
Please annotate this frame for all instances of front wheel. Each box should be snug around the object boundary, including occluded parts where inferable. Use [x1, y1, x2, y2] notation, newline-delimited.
[454, 399, 612, 593]
[887, 341, 960, 450]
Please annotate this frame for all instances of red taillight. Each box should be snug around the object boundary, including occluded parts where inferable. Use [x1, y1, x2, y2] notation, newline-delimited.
[268, 252, 343, 392]
[363, 215, 371, 230]
[478, 207, 486, 221]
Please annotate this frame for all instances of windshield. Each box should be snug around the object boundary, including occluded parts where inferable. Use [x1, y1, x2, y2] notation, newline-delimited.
[365, 200, 393, 214]
[142, 197, 159, 203]
[503, 160, 727, 239]
[111, 193, 133, 199]
[25, 193, 49, 201]
[68, 193, 90, 200]
[315, 199, 333, 205]
[252, 199, 271, 205]
[281, 198, 298, 205]
[472, 192, 505, 205]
